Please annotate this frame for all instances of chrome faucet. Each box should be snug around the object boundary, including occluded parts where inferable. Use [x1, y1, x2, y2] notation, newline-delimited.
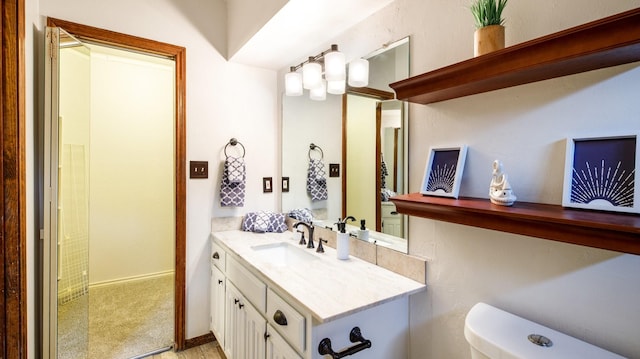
[294, 222, 315, 249]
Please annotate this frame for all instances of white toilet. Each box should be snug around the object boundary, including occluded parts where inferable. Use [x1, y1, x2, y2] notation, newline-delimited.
[464, 302, 625, 359]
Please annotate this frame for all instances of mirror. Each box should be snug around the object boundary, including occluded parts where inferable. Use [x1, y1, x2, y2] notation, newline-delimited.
[281, 37, 410, 253]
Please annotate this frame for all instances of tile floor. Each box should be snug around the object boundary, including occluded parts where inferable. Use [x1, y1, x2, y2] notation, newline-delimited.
[150, 341, 224, 359]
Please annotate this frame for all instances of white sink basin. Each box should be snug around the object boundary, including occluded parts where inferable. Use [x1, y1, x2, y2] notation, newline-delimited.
[251, 242, 318, 267]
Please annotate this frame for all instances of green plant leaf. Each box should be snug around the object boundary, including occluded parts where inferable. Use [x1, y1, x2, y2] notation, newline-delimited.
[470, 0, 508, 29]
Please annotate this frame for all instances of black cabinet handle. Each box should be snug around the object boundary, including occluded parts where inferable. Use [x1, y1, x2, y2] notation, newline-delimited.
[273, 310, 288, 326]
[212, 252, 220, 260]
[239, 303, 245, 309]
[234, 298, 240, 304]
[218, 279, 223, 285]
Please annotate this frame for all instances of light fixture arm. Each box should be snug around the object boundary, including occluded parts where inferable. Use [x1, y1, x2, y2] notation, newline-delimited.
[289, 44, 339, 72]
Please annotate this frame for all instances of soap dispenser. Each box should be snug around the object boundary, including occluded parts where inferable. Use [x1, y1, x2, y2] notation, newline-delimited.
[335, 221, 350, 260]
[357, 219, 369, 241]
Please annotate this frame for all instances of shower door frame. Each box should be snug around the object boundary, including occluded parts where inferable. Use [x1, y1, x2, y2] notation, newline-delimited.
[44, 17, 187, 354]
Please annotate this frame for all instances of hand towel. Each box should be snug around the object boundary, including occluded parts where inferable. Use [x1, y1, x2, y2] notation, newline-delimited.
[306, 158, 328, 201]
[220, 156, 246, 207]
[381, 156, 389, 189]
[227, 156, 245, 183]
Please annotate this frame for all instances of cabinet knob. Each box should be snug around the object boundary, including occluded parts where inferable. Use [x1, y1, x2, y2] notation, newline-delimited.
[234, 298, 240, 304]
[218, 279, 223, 285]
[238, 303, 245, 309]
[273, 310, 288, 326]
[212, 252, 220, 260]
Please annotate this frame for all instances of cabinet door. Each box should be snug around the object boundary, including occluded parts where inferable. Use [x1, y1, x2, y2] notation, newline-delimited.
[243, 298, 267, 359]
[225, 282, 245, 359]
[266, 324, 302, 359]
[210, 265, 226, 347]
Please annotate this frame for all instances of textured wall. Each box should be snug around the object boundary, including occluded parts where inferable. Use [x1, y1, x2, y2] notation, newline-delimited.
[278, 0, 640, 358]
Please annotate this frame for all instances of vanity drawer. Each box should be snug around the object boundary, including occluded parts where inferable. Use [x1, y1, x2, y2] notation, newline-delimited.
[211, 241, 226, 273]
[381, 202, 398, 217]
[267, 288, 305, 353]
[227, 256, 266, 312]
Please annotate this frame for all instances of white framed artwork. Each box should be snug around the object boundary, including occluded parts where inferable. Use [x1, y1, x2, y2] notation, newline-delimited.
[562, 134, 639, 214]
[420, 145, 468, 199]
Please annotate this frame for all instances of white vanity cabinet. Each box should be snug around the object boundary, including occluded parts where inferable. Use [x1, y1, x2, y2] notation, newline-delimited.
[210, 265, 226, 347]
[225, 281, 266, 359]
[212, 240, 300, 359]
[210, 241, 227, 346]
[381, 201, 402, 237]
[266, 324, 303, 359]
[211, 231, 425, 359]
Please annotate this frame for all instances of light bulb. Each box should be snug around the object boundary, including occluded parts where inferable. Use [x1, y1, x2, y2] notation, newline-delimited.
[324, 45, 346, 82]
[303, 58, 322, 90]
[285, 70, 303, 96]
[310, 80, 327, 101]
[327, 80, 345, 95]
[348, 58, 369, 87]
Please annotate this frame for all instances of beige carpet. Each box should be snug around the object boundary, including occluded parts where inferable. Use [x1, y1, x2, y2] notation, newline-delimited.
[58, 274, 174, 358]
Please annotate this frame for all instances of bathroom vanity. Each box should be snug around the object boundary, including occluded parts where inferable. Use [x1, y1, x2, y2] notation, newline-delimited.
[210, 230, 425, 359]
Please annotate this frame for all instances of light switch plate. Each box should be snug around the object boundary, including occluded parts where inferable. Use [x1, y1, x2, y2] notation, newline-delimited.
[190, 161, 208, 179]
[329, 163, 340, 177]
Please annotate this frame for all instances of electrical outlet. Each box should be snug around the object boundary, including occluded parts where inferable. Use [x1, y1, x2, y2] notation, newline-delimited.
[329, 163, 340, 177]
[190, 161, 208, 179]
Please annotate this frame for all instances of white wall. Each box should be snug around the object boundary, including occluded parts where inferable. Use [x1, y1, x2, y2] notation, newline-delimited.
[32, 0, 279, 345]
[88, 46, 175, 284]
[281, 94, 342, 220]
[298, 1, 640, 358]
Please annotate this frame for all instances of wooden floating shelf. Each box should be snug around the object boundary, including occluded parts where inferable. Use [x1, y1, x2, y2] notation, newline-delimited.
[390, 193, 640, 255]
[390, 8, 640, 104]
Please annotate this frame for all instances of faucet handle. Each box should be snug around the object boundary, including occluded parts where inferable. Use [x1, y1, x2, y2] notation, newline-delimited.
[298, 230, 306, 245]
[317, 238, 327, 253]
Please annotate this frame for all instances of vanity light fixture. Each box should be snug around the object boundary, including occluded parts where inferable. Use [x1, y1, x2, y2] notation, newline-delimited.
[285, 44, 369, 100]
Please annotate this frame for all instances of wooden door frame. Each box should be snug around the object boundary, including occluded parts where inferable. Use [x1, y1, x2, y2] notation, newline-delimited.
[46, 17, 188, 351]
[1, 0, 27, 357]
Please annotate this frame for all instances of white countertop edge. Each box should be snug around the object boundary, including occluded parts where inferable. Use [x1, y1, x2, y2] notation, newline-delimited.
[212, 230, 426, 324]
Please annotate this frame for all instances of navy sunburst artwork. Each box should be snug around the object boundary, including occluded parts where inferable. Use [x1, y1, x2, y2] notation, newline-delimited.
[426, 149, 460, 194]
[570, 137, 636, 208]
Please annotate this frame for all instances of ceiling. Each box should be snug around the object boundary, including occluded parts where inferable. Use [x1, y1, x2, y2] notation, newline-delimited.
[227, 0, 395, 70]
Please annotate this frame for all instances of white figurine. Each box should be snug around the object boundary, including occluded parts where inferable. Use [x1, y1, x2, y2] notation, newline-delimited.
[489, 160, 517, 206]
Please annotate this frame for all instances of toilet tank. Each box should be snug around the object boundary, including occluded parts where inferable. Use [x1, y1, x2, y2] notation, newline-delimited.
[464, 303, 624, 359]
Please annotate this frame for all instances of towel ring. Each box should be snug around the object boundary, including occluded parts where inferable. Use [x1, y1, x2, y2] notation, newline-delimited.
[309, 143, 324, 160]
[224, 138, 246, 158]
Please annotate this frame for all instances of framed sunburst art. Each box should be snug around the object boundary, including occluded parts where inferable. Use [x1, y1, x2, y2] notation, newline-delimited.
[562, 134, 639, 214]
[420, 145, 468, 199]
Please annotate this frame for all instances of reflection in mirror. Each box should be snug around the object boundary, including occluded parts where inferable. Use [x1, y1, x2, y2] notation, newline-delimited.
[281, 37, 409, 253]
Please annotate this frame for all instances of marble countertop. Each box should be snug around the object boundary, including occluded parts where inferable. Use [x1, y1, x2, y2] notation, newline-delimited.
[212, 230, 426, 323]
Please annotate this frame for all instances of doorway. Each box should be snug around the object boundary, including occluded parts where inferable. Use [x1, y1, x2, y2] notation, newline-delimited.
[43, 19, 187, 358]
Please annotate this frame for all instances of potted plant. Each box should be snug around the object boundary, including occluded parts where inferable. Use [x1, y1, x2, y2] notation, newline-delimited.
[470, 0, 508, 56]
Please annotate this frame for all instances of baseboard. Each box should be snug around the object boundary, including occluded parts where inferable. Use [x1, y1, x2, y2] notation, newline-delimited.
[184, 331, 216, 350]
[89, 270, 174, 288]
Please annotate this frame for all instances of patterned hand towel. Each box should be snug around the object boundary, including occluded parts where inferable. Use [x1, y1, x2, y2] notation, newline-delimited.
[220, 156, 246, 207]
[227, 156, 245, 183]
[306, 158, 328, 201]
